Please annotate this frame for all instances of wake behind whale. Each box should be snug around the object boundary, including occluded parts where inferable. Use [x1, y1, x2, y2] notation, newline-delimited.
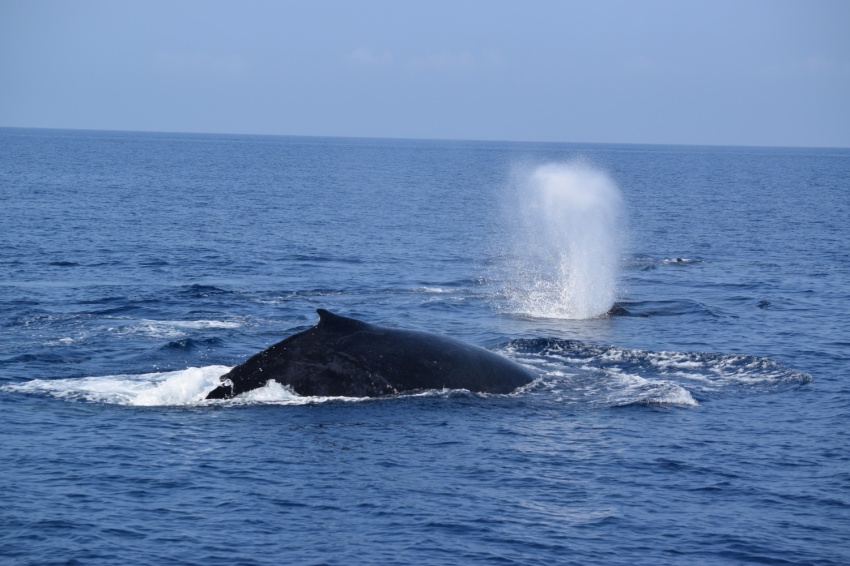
[3, 330, 810, 408]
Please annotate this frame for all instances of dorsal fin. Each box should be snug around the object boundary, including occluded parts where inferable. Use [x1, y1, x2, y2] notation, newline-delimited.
[316, 309, 369, 333]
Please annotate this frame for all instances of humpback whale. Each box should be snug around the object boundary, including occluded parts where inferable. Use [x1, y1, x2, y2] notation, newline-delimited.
[206, 309, 535, 399]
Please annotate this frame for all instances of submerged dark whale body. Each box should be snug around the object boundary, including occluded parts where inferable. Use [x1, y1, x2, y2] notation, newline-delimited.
[206, 309, 535, 399]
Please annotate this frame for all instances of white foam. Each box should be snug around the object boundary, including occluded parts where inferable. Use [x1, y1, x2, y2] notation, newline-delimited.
[495, 339, 810, 408]
[2, 367, 373, 407]
[46, 337, 79, 346]
[4, 366, 230, 406]
[109, 323, 185, 339]
[418, 286, 454, 294]
[607, 372, 699, 407]
[108, 319, 241, 339]
[645, 386, 699, 407]
[228, 380, 367, 405]
[135, 367, 230, 406]
[167, 320, 241, 329]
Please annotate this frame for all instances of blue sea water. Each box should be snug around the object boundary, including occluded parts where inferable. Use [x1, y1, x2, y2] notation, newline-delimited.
[1, 127, 848, 565]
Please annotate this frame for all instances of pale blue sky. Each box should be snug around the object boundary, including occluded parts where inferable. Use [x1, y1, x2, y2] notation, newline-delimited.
[2, 0, 848, 146]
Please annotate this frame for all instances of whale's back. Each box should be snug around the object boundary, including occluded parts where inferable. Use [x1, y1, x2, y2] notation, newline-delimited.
[206, 309, 535, 399]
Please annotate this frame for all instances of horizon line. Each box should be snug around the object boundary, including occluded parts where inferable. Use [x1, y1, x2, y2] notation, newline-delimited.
[1, 124, 847, 151]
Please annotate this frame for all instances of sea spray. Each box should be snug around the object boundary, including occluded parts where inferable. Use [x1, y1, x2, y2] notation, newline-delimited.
[498, 162, 625, 319]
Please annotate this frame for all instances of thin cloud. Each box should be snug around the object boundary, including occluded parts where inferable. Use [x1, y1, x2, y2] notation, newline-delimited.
[151, 52, 247, 78]
[408, 51, 476, 74]
[347, 47, 394, 67]
[624, 56, 664, 73]
[764, 56, 850, 79]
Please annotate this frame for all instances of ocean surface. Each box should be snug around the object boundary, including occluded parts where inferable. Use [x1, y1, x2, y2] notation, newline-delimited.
[1, 127, 848, 565]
